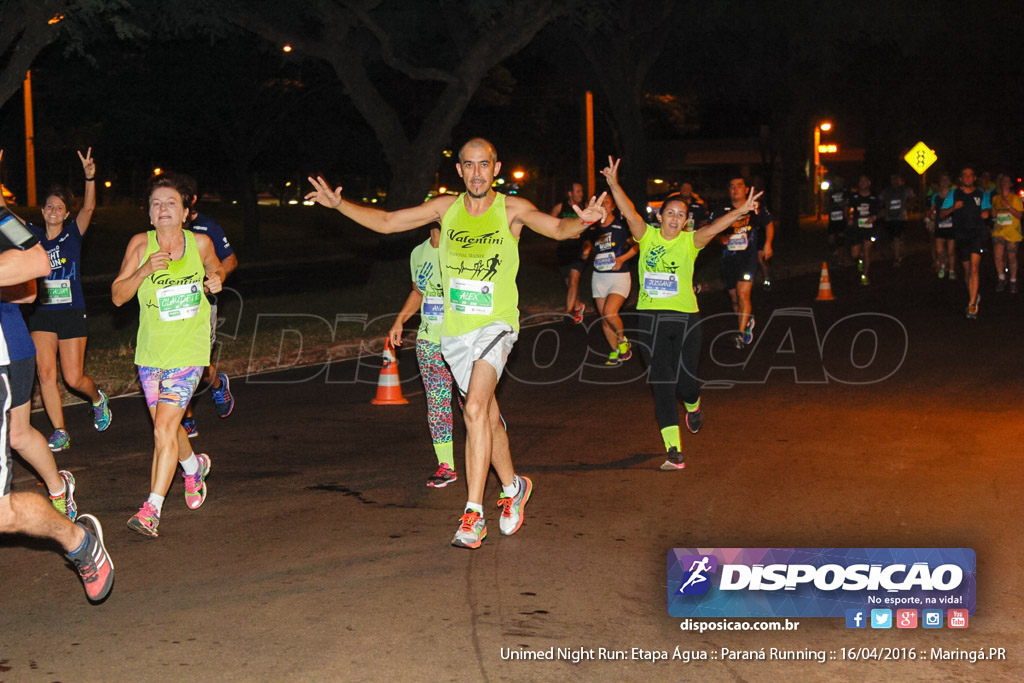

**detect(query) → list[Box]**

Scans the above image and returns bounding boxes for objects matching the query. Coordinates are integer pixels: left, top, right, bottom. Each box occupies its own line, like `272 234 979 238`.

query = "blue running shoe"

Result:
182 416 199 439
92 390 112 432
211 373 234 418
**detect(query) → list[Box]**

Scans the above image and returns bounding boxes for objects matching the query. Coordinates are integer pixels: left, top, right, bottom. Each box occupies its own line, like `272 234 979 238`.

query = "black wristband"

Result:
85 176 95 181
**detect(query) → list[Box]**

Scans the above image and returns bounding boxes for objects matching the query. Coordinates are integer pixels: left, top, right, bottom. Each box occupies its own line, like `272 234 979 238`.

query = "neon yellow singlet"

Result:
409 237 444 343
637 225 701 313
992 194 1023 243
440 193 520 336
134 230 212 368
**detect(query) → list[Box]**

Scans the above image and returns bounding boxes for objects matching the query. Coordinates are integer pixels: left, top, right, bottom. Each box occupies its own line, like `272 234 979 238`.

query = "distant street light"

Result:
104 180 112 188
813 121 834 219
153 167 162 176
282 44 293 53
512 170 525 180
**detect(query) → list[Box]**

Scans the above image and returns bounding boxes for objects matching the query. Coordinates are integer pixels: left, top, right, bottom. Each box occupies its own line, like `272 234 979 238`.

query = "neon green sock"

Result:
684 398 701 413
660 426 681 452
433 441 455 469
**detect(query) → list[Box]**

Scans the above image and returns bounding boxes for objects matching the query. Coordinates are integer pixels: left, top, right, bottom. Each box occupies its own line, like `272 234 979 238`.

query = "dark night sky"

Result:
1 1 1021 204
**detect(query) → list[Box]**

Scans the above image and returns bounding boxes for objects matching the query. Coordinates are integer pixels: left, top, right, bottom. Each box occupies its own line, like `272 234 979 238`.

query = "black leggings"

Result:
636 310 702 430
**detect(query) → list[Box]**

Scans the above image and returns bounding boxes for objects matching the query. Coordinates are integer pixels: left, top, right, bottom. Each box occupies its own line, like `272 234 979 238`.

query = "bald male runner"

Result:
308 138 606 548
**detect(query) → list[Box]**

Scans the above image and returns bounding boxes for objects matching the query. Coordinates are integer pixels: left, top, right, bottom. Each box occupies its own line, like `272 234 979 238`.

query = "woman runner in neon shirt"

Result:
111 173 224 538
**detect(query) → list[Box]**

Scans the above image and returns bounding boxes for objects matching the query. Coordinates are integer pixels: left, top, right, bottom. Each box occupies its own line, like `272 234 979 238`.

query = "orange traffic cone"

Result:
815 262 836 301
371 338 409 405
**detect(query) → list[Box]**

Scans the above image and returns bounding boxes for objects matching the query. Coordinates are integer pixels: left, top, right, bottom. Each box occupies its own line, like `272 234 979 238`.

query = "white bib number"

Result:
643 272 679 298
594 251 617 271
42 279 72 305
157 283 201 321
996 212 1014 227
449 278 493 315
857 217 874 229
726 232 749 251
829 210 844 221
422 296 444 323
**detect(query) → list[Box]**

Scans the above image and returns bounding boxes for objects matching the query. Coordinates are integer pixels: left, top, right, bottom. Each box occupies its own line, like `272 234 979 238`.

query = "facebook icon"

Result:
845 609 867 629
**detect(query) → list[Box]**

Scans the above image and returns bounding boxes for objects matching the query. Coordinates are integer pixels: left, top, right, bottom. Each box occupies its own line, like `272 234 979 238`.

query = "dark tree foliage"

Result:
223 0 579 209
0 0 136 109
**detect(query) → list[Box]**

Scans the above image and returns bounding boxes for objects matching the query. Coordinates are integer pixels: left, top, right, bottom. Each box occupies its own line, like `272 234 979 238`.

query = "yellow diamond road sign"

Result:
904 142 937 175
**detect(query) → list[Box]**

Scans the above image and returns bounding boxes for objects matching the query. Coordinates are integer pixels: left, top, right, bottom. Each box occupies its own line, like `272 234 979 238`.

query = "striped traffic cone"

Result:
815 262 836 301
371 339 409 405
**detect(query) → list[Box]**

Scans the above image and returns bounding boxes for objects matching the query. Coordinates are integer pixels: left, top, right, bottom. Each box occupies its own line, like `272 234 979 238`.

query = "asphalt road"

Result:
1 249 1021 681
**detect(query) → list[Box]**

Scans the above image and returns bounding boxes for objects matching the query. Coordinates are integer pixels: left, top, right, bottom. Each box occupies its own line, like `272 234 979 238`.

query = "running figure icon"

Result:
679 556 712 593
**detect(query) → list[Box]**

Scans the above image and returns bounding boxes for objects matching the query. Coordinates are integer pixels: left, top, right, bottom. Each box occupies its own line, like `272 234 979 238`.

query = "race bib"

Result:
857 216 874 229
938 218 953 229
726 232 749 251
156 283 201 321
422 296 444 323
643 272 679 298
594 251 617 271
996 212 1014 227
449 277 493 315
829 211 844 221
42 279 72 305
889 199 902 211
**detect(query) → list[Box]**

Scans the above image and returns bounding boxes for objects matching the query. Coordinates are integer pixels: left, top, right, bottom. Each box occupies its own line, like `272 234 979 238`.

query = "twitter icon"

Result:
870 609 892 629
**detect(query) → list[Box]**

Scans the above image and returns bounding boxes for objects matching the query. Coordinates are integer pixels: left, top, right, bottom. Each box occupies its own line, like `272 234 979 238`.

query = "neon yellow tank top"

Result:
637 225 701 313
409 237 444 343
134 230 212 368
440 193 520 336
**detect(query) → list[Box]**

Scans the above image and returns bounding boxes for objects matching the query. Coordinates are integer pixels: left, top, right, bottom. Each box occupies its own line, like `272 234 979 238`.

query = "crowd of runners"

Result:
0 134 1017 590
308 140 764 547
0 150 239 602
825 166 1020 319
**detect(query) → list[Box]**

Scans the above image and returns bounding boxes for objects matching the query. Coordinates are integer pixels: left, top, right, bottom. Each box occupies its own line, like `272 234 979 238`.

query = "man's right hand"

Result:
306 176 344 209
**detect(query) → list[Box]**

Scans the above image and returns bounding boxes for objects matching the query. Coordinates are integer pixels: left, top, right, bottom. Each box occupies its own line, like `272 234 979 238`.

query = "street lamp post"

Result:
813 121 832 220
23 70 37 207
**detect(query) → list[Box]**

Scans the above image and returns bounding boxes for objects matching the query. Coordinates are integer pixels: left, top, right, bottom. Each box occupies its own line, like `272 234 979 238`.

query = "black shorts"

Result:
850 227 876 244
721 247 759 289
935 226 955 240
27 307 88 339
885 220 907 239
827 220 847 237
7 357 35 407
956 234 985 261
559 261 585 280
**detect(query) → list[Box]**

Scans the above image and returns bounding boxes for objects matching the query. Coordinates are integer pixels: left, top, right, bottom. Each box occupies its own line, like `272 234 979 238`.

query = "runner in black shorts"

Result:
550 183 588 322
879 174 914 267
710 176 773 348
825 179 849 266
180 176 238 437
940 166 990 318
1 282 78 521
0 204 114 603
848 175 882 285
0 149 112 452
930 173 957 279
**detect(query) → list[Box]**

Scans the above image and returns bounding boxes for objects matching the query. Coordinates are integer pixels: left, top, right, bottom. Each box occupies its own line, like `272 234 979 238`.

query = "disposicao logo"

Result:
667 548 976 619
676 555 718 596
